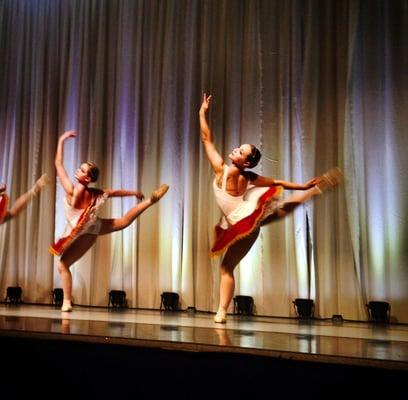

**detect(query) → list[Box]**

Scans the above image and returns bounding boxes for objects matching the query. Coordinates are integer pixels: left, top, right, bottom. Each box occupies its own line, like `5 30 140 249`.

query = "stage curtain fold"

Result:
0 0 406 322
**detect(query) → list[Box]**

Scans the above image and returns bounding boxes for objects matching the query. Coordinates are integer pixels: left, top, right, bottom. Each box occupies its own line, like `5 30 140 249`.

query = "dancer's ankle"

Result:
61 299 73 312
315 167 343 195
150 184 169 203
214 308 227 323
31 173 50 196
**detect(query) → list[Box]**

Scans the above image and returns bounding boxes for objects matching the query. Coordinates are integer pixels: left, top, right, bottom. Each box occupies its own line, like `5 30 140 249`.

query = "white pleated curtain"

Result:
0 0 406 322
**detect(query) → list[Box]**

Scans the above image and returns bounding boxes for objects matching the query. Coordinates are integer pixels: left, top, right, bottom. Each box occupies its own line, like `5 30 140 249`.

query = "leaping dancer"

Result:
50 130 169 312
199 93 343 323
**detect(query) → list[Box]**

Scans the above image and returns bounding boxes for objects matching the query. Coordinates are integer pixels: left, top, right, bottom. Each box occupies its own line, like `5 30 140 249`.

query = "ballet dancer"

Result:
50 130 169 312
199 93 343 323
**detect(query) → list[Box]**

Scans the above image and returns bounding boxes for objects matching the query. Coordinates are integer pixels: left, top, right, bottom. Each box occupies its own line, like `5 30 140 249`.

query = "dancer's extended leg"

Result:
261 167 343 225
3 173 50 222
215 228 260 323
99 184 169 235
56 184 169 312
262 186 320 224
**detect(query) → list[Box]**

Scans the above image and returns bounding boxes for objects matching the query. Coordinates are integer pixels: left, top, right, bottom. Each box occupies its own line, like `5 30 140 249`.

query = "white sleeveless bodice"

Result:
213 165 269 226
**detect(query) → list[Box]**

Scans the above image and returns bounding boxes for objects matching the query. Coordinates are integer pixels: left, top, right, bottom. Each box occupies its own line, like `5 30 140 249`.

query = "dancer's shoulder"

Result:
88 187 105 197
241 170 258 182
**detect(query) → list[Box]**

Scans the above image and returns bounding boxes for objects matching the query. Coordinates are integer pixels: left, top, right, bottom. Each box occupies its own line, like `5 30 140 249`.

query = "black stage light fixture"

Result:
233 295 254 315
160 292 180 311
4 286 22 304
52 288 64 307
366 301 390 323
293 298 315 319
108 290 128 308
332 314 344 323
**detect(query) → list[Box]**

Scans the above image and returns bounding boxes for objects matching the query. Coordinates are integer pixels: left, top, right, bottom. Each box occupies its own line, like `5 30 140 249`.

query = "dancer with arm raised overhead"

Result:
50 130 169 312
199 94 342 323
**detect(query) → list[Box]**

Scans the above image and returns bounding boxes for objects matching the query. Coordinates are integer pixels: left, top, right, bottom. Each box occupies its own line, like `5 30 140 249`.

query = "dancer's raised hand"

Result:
60 130 77 141
200 93 212 113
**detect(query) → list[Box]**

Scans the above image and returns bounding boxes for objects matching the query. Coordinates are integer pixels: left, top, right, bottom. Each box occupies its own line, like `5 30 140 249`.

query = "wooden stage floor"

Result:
1 303 408 371
2 303 408 396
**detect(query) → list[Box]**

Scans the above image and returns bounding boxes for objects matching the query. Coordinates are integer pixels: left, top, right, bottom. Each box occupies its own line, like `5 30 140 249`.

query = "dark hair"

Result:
86 161 99 182
246 145 261 168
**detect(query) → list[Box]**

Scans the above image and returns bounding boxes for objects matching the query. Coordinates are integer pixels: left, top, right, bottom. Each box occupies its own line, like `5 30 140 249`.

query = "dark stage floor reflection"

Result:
1 304 408 370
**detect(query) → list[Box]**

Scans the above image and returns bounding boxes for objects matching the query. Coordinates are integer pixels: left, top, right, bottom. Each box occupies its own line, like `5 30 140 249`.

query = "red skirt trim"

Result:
0 195 9 224
211 186 282 256
49 199 96 256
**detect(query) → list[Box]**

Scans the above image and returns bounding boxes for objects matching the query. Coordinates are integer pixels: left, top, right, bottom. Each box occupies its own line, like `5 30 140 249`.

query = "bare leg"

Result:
58 234 97 311
261 186 321 225
261 167 343 225
215 228 260 323
214 168 342 322
3 174 50 222
99 184 169 235
56 184 169 311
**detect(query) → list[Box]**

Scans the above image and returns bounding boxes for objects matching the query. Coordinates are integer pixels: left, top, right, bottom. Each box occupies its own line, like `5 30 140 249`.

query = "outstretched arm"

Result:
199 93 224 174
252 175 321 190
55 131 76 196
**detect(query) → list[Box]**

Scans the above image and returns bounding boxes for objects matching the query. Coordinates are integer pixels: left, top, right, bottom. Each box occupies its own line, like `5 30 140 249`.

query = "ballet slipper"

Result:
61 300 73 312
315 167 343 194
150 184 169 203
214 309 227 324
31 173 50 196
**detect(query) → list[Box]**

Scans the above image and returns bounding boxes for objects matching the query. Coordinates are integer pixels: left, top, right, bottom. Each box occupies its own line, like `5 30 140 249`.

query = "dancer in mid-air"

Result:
199 93 343 323
50 130 169 312
0 174 50 225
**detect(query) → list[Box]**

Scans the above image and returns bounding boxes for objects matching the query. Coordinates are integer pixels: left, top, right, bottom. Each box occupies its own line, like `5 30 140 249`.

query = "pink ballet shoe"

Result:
31 173 50 196
150 184 169 203
214 310 227 324
315 167 343 194
61 300 73 312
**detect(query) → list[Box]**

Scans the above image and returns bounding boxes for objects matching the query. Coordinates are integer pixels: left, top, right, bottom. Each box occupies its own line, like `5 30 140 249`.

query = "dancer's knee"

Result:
281 201 299 213
2 211 11 222
220 263 235 276
110 217 130 232
57 261 70 274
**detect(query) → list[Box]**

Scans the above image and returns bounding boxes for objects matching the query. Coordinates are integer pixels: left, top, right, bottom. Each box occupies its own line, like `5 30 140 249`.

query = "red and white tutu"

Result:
211 166 283 256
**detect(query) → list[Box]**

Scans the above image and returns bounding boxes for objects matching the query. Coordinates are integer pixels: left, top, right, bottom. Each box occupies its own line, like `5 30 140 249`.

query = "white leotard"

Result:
213 165 271 227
